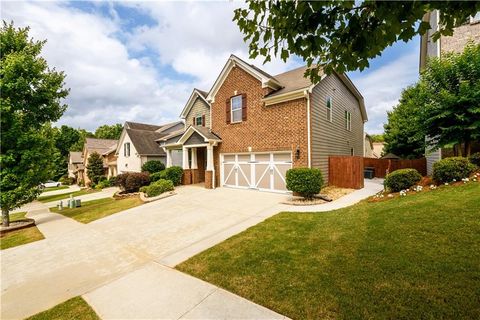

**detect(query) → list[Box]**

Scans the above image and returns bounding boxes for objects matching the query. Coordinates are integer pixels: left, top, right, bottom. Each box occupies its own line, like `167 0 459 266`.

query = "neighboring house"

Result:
68 151 84 181
372 142 385 159
364 134 374 158
116 121 184 174
160 54 367 193
80 138 118 185
420 10 480 174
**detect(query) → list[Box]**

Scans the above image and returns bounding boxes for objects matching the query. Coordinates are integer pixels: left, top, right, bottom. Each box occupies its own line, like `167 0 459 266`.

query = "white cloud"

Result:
350 51 419 134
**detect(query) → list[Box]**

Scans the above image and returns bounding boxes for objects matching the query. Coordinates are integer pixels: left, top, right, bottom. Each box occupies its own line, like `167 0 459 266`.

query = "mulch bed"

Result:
282 186 355 206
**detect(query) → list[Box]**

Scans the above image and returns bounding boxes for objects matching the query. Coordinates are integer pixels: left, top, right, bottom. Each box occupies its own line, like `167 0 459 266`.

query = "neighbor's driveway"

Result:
1 182 383 319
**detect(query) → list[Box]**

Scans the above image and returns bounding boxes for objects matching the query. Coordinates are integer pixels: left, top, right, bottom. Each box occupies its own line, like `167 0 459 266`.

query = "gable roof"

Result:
85 138 118 155
125 128 166 156
206 54 282 102
180 89 210 119
69 151 83 163
177 125 222 145
125 121 162 131
265 65 319 98
155 121 184 134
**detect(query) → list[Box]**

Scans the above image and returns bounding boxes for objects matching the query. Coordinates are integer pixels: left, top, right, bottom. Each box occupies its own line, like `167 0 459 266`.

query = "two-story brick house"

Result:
160 55 367 193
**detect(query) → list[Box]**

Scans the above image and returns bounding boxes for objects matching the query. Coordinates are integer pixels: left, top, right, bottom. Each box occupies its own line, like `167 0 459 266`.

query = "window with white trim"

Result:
344 110 352 131
231 95 242 123
326 97 333 122
124 142 130 157
195 116 202 126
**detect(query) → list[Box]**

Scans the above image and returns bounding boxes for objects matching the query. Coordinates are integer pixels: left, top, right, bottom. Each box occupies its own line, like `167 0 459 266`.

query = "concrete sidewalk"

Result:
43 187 119 208
84 262 286 319
40 185 80 197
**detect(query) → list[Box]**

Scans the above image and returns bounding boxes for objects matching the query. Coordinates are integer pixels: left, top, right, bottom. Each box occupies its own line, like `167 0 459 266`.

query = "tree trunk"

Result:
2 208 10 227
465 140 471 157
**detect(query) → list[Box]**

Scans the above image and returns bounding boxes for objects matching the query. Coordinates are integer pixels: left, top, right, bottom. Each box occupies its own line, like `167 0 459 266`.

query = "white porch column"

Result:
191 147 198 169
166 149 173 168
182 147 190 170
207 144 214 171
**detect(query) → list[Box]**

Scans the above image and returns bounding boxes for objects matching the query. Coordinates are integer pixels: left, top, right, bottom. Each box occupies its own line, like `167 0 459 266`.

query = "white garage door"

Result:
221 152 292 193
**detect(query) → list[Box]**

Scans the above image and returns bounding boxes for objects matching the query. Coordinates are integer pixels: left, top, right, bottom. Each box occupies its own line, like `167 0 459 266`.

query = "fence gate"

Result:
328 156 364 189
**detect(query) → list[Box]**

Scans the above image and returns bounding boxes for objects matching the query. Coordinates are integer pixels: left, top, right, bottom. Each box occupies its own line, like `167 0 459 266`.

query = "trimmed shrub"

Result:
432 157 476 183
286 168 323 199
116 172 150 193
384 168 422 192
108 176 117 186
150 170 167 182
141 160 165 174
59 176 75 185
96 179 111 189
164 166 183 186
143 179 174 197
469 152 480 167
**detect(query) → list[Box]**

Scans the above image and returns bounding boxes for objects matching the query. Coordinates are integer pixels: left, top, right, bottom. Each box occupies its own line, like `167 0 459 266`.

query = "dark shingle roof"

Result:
191 125 222 141
266 65 320 98
125 121 162 131
126 129 166 156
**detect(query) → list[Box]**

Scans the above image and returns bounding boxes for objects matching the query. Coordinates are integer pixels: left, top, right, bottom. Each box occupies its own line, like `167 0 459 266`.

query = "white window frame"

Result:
124 142 130 157
326 96 333 122
231 95 243 123
195 115 202 126
345 110 352 131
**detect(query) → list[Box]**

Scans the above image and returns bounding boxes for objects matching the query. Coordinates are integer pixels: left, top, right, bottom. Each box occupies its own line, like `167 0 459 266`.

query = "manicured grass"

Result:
42 185 69 192
38 189 98 203
177 183 480 319
1 212 44 250
25 296 99 320
50 197 144 223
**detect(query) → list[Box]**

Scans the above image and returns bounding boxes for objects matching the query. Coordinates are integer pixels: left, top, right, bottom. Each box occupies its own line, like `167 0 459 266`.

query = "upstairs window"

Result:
231 95 243 123
344 111 352 131
124 142 130 157
326 97 333 122
195 116 202 126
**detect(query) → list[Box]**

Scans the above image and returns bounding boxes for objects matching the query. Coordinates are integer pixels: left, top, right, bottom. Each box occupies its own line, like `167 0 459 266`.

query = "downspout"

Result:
305 90 312 168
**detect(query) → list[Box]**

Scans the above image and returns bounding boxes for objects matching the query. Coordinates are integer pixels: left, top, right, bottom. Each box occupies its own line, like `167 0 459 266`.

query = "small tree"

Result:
1 22 68 227
86 152 105 185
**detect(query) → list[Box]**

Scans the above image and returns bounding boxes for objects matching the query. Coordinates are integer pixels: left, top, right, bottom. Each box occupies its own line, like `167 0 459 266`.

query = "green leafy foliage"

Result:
432 157 476 183
86 152 105 185
1 22 68 226
383 84 427 159
95 179 111 190
286 168 323 199
59 176 75 185
141 160 165 174
233 1 480 81
94 123 123 140
142 179 174 197
422 43 480 156
115 172 150 193
369 134 384 143
164 166 183 186
150 170 167 182
384 169 422 192
469 152 480 167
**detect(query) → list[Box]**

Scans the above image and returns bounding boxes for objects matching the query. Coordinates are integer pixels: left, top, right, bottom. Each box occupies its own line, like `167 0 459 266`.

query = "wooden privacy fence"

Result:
363 157 427 178
328 156 364 189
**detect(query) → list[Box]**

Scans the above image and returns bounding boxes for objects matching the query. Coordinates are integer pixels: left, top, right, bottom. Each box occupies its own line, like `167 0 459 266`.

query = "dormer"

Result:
180 88 211 129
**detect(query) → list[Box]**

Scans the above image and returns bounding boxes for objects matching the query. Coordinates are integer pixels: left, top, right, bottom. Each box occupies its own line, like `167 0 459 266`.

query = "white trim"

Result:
206 55 281 102
177 126 221 145
262 87 309 106
180 89 210 119
306 91 311 168
326 96 333 122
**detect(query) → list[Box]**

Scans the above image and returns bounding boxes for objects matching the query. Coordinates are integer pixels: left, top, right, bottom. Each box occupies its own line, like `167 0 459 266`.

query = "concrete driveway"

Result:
1 182 382 319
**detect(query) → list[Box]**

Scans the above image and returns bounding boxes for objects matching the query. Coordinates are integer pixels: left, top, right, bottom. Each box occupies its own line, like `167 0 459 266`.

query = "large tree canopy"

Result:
0 22 69 226
234 1 480 81
383 84 427 159
95 123 123 140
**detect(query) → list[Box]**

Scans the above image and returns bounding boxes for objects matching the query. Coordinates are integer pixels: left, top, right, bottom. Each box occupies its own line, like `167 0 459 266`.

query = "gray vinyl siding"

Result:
185 97 210 128
162 122 184 134
426 149 441 175
184 132 205 145
311 74 364 182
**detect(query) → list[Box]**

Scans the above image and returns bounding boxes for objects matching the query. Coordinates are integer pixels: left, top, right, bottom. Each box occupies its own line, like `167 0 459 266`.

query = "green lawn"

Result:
38 189 98 203
42 185 69 192
50 197 144 223
177 183 480 320
1 212 44 250
25 296 99 320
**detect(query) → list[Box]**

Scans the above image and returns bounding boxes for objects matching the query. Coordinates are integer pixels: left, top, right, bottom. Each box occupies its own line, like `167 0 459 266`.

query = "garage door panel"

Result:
222 152 291 193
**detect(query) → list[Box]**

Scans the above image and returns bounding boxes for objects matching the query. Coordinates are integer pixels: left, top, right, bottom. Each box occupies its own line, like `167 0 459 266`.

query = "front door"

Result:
196 147 206 182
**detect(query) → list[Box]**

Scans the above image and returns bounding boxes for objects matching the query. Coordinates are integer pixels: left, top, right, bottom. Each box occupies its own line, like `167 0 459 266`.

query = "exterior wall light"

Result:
296 146 301 160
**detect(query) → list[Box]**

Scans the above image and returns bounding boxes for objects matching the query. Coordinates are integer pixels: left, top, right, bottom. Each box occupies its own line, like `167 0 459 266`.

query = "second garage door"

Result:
221 152 292 193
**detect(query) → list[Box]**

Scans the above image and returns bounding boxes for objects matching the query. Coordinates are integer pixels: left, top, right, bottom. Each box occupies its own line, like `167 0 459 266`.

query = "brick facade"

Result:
211 66 309 187
205 170 213 189
441 22 480 54
181 169 192 185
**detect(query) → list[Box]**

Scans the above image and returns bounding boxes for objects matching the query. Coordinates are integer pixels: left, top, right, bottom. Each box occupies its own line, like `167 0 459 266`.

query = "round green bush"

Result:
150 170 167 182
164 166 183 186
116 172 150 193
384 168 422 192
432 157 476 183
141 160 165 174
286 168 323 199
469 152 480 167
144 179 174 197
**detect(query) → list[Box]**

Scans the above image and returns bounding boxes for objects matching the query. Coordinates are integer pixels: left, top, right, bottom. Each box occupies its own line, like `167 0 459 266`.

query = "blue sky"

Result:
3 1 420 134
